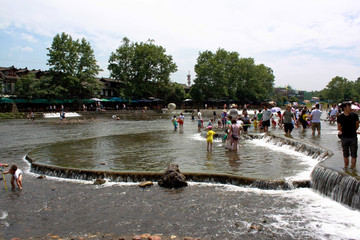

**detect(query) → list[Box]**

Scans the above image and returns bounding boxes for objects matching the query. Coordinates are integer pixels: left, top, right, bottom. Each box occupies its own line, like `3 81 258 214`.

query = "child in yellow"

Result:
207 125 215 151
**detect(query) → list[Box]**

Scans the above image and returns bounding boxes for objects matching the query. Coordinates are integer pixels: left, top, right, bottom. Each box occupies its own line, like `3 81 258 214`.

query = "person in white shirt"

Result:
330 104 338 124
261 105 273 132
3 165 22 189
227 104 240 120
310 103 322 135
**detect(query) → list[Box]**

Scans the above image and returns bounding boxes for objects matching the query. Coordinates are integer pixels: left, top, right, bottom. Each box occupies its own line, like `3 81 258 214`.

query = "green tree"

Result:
192 48 274 102
289 96 299 103
167 83 186 103
323 76 348 103
46 32 102 99
108 37 178 99
14 73 39 99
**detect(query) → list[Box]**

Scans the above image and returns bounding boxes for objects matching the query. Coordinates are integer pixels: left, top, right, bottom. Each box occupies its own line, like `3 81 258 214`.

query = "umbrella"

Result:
80 99 95 104
32 99 49 104
15 99 28 103
109 97 123 102
100 99 110 102
0 98 14 103
271 107 281 113
351 104 360 110
90 98 101 101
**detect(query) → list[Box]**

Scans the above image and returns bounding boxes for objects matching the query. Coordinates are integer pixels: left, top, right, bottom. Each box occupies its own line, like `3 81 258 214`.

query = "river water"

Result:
0 112 359 239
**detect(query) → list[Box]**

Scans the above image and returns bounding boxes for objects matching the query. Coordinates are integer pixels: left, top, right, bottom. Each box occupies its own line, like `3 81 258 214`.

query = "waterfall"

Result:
311 165 360 210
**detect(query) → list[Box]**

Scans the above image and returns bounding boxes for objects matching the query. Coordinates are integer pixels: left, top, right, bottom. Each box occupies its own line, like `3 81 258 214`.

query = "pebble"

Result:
148 235 161 240
139 181 154 187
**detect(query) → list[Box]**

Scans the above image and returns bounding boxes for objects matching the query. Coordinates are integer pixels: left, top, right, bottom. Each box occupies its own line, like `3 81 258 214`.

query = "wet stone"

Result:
158 164 188 188
249 223 263 231
148 235 162 240
139 181 154 188
37 175 47 179
93 178 106 185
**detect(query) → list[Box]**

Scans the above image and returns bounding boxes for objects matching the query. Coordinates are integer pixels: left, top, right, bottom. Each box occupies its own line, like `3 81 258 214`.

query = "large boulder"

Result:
158 164 188 188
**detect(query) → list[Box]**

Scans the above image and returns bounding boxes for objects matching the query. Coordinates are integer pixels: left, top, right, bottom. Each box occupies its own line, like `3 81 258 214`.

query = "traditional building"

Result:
0 66 46 97
274 87 305 101
96 77 124 98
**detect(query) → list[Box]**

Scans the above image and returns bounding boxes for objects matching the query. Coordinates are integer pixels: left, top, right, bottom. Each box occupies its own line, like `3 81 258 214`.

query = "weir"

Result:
311 165 360 209
25 133 327 189
25 130 360 209
27 156 309 190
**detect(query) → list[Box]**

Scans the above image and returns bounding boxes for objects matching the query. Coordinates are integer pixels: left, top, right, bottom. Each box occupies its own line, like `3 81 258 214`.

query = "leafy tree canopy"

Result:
108 37 178 99
46 32 102 99
191 48 274 102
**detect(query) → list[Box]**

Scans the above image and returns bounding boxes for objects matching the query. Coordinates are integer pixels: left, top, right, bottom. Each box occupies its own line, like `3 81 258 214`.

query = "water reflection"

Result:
225 151 241 170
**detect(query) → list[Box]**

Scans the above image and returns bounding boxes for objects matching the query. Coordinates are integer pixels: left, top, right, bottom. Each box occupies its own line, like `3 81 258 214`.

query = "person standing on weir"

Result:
337 101 359 169
310 103 322 135
262 105 273 132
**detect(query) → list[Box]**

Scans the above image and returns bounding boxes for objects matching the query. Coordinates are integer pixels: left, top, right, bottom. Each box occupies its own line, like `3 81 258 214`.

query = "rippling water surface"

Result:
28 113 317 181
0 112 359 239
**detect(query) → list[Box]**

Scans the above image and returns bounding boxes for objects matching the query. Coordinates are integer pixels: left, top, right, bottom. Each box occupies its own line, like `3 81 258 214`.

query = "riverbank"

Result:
0 112 25 120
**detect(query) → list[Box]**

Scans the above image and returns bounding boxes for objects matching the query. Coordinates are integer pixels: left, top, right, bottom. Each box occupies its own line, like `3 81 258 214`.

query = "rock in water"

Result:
37 175 46 179
94 178 106 185
158 164 188 188
139 181 154 188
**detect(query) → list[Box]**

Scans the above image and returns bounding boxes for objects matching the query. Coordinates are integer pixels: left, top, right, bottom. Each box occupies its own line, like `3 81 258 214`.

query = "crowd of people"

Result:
171 101 359 170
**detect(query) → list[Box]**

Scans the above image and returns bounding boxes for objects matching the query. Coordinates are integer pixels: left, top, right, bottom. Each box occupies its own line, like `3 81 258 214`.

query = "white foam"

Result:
192 183 360 239
189 133 206 141
43 112 81 118
0 211 8 220
273 188 360 239
22 156 143 186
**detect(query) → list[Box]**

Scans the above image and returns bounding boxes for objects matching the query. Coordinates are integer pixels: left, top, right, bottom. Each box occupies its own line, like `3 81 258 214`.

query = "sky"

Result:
1 0 360 91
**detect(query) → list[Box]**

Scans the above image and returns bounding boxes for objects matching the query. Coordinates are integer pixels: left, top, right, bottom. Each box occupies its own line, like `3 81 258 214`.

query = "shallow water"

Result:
0 112 359 239
27 114 318 181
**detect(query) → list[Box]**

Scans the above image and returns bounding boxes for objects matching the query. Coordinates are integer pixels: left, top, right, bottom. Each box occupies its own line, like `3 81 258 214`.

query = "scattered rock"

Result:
148 235 162 240
139 234 151 238
93 178 106 185
133 236 142 240
37 175 46 179
158 164 188 188
100 162 107 165
139 181 154 188
170 235 177 239
293 180 310 188
249 223 263 231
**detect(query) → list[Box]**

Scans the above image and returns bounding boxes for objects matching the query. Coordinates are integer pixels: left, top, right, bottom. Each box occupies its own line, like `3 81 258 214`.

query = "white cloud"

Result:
0 0 360 90
10 46 34 52
21 33 38 43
